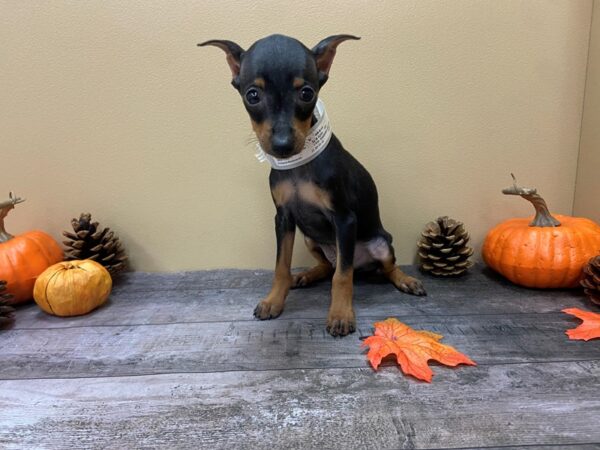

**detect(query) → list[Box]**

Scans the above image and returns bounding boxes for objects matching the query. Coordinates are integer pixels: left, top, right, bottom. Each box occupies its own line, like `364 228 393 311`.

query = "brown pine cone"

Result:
0 280 15 326
63 213 128 276
581 255 600 306
417 216 474 276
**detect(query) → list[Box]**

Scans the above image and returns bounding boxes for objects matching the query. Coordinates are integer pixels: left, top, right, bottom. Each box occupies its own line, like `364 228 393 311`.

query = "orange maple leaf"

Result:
361 317 476 382
563 308 600 341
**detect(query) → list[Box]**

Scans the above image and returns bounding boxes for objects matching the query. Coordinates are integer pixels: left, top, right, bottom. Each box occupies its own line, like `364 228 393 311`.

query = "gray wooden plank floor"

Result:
1 265 599 449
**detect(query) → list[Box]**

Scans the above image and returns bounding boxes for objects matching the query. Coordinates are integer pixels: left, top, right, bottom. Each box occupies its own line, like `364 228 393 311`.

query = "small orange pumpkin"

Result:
482 176 600 288
33 260 112 316
0 193 63 303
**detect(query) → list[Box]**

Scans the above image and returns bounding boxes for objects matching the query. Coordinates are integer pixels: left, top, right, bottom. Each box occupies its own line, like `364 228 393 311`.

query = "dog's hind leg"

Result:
292 237 334 288
368 237 426 296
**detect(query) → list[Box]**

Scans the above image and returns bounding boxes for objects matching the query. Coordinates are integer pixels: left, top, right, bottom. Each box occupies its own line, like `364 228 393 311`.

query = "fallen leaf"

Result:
361 317 476 382
563 308 600 341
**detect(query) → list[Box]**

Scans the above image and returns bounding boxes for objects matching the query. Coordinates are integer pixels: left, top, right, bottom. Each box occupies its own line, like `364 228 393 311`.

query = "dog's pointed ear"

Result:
311 35 360 87
198 39 245 89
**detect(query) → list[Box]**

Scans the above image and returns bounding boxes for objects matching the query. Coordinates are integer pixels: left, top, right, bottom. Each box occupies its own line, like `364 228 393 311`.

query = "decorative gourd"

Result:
482 175 600 288
33 260 112 316
0 193 63 303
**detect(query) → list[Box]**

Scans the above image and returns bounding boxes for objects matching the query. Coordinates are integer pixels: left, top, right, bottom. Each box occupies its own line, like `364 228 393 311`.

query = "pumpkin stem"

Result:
0 193 26 243
502 174 561 227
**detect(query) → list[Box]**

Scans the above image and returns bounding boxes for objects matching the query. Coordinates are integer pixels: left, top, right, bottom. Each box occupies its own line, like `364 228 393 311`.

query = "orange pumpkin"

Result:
33 260 112 316
482 176 600 288
0 193 63 303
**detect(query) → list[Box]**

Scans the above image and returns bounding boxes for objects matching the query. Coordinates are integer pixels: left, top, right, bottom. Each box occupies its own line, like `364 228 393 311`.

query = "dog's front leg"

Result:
254 208 295 320
327 211 357 337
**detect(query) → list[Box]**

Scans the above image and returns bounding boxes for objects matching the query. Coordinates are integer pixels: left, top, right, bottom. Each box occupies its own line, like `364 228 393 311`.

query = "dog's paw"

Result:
291 265 332 289
326 311 356 337
253 300 284 320
397 276 427 296
291 273 309 288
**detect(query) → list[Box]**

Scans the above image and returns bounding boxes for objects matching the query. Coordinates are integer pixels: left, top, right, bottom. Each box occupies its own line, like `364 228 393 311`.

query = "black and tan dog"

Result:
200 34 425 337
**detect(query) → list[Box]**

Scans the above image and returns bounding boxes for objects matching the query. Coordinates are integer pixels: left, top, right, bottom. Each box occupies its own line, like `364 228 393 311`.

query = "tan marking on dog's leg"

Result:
292 237 334 288
254 232 295 319
380 249 426 296
327 248 356 336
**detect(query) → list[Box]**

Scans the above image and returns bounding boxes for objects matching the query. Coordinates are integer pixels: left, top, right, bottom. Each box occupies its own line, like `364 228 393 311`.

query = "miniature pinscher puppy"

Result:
200 34 425 337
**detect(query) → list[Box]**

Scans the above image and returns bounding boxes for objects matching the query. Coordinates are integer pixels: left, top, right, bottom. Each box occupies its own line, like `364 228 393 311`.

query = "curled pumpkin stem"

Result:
0 192 26 243
502 174 560 227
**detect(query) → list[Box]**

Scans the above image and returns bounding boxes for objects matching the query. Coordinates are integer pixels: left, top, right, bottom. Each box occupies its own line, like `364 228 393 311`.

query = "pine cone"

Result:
581 256 600 306
417 216 474 276
0 280 15 326
62 213 128 276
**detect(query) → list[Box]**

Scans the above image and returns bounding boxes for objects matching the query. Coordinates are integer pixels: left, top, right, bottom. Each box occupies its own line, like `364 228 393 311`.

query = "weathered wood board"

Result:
10 267 587 329
1 266 599 449
1 362 599 449
1 313 598 379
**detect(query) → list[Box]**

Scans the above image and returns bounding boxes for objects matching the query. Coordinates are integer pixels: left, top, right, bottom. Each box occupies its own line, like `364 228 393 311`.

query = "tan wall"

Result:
0 1 593 271
575 0 600 223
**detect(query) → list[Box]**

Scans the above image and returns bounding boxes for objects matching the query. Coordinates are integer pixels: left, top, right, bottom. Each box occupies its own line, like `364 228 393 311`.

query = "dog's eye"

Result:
299 86 315 103
245 88 261 105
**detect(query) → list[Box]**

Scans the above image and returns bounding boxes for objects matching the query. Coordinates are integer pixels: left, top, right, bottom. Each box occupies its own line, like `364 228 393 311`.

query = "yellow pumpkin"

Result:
33 260 112 316
482 176 600 288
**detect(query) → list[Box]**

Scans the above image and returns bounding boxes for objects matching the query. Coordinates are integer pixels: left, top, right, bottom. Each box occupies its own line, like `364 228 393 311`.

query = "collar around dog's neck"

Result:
255 98 332 170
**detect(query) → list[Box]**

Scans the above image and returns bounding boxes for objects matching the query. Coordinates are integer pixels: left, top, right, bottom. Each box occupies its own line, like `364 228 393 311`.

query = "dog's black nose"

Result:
271 133 295 157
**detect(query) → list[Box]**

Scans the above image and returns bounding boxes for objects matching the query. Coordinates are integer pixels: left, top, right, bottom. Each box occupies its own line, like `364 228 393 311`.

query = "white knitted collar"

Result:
255 98 332 170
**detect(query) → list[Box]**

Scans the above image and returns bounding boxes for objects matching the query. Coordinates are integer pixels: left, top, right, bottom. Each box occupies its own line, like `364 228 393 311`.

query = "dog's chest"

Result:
271 180 331 209
271 180 336 243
